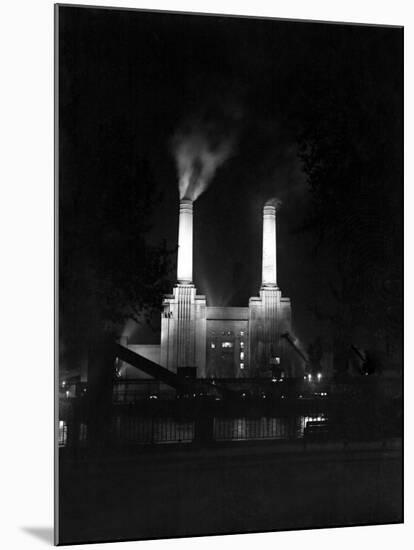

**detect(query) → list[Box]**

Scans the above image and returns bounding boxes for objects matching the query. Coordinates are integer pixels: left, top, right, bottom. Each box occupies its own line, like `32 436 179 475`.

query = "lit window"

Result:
240 351 244 360
221 342 233 348
240 331 245 336
240 341 244 349
211 342 216 349
240 363 244 369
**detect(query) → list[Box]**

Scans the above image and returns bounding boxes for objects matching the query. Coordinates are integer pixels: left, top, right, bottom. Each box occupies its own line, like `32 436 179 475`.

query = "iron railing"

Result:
58 414 330 447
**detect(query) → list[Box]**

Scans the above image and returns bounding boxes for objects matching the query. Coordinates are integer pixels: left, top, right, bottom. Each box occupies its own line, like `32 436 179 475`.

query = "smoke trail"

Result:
171 114 238 202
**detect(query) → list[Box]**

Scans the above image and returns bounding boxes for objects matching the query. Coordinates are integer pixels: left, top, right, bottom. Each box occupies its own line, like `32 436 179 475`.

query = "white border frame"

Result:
0 1 410 549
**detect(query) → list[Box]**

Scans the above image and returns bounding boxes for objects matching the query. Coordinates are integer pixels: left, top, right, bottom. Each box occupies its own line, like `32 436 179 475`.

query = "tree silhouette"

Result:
59 115 172 362
294 27 402 368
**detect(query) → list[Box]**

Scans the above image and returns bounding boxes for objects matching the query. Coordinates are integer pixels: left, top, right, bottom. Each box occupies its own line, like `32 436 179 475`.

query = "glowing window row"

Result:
210 341 246 349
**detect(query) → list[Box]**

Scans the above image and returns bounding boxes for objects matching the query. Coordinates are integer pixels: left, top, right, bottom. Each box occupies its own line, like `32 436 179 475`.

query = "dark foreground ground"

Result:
58 439 402 545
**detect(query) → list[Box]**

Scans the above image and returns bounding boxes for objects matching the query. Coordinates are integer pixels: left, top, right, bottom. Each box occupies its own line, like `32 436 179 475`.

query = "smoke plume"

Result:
171 107 240 201
265 197 283 210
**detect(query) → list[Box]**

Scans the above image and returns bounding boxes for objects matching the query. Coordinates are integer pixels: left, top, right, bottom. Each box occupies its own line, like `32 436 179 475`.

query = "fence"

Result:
59 420 88 447
112 416 195 444
58 414 329 448
214 416 301 441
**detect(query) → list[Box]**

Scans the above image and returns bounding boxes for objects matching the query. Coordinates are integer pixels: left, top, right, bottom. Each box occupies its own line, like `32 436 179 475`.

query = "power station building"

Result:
125 199 294 379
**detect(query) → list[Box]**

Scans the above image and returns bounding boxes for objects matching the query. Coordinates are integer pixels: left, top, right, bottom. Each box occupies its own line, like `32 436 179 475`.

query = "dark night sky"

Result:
59 7 403 347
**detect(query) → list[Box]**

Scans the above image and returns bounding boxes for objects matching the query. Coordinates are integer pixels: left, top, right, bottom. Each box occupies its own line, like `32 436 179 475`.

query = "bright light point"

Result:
317 373 322 381
308 374 312 382
222 342 233 348
66 390 70 398
272 377 277 383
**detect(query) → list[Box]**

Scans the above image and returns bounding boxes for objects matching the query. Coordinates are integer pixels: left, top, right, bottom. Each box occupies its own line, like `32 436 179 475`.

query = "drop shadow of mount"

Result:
21 527 54 545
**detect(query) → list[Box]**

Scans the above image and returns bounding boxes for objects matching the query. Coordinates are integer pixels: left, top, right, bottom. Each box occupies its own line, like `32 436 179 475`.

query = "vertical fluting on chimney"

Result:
262 204 278 288
177 199 193 284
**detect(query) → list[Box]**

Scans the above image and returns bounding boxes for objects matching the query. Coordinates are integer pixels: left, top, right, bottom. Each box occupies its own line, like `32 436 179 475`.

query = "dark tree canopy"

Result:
293 26 403 364
59 122 172 358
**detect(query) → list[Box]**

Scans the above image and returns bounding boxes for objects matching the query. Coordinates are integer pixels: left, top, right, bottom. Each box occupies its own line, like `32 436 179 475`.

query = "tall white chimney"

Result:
177 199 193 284
262 204 278 288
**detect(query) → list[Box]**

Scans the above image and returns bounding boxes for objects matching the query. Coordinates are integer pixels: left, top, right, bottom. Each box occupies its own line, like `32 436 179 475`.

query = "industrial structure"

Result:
123 199 294 380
